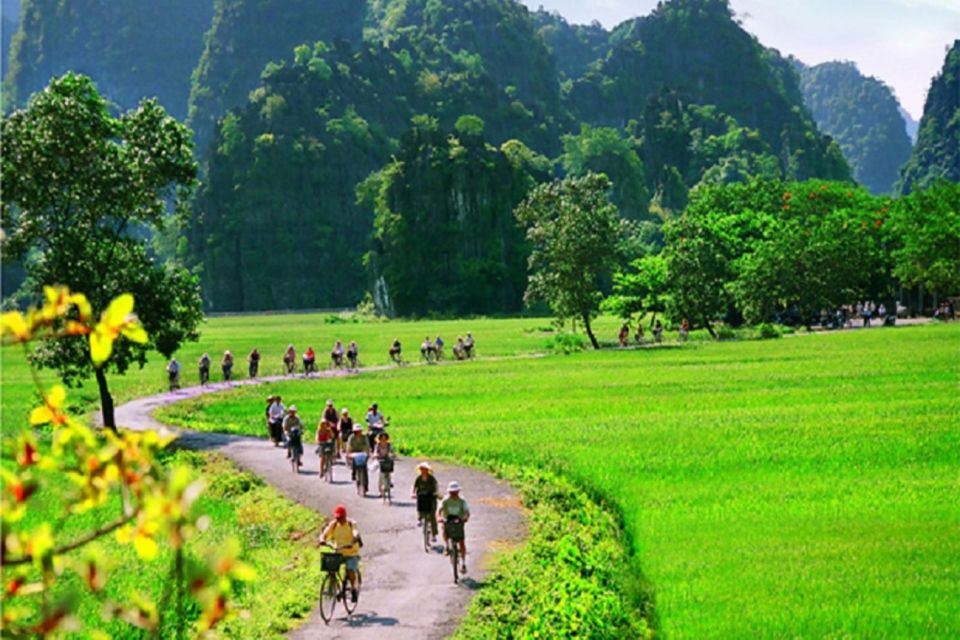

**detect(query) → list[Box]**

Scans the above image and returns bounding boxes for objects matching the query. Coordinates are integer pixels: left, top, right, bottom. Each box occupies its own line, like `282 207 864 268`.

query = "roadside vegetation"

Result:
159 322 960 638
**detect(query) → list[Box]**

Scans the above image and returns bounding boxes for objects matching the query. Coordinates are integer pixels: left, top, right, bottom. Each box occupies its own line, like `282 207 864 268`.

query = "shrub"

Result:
717 325 737 341
546 332 588 354
757 323 782 339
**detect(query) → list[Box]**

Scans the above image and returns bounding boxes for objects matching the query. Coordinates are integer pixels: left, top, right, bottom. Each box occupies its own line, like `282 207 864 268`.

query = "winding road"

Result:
113 369 525 639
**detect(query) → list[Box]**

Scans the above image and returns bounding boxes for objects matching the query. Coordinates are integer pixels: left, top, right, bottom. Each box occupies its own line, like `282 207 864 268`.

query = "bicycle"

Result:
168 372 181 392
303 359 317 376
377 457 394 504
318 545 361 624
347 354 359 370
199 367 209 386
352 452 369 495
444 516 465 583
284 358 295 375
416 494 435 552
290 446 302 473
319 442 335 483
248 361 258 378
222 366 233 382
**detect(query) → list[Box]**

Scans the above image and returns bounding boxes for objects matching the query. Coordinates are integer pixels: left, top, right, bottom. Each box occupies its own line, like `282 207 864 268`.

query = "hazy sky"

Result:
520 0 960 119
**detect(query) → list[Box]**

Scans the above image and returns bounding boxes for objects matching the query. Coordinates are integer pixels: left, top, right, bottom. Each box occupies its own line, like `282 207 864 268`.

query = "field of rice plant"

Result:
158 321 960 638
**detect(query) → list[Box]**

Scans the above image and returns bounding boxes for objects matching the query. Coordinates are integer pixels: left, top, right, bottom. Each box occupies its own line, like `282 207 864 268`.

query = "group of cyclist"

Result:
285 341 361 375
405 333 475 364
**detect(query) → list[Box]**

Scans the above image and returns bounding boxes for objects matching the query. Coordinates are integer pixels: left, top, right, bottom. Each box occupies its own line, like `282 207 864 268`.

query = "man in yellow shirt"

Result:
321 504 362 602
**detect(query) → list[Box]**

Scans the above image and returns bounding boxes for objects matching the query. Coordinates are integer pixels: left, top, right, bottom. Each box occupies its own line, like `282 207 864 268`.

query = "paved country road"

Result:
112 369 525 639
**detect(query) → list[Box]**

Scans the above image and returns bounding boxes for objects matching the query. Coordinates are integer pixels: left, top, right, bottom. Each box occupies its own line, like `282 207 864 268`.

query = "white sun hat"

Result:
447 481 461 493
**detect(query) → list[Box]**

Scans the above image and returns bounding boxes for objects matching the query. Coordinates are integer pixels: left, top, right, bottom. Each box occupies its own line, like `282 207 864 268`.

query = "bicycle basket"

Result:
379 458 394 473
321 553 344 572
444 519 465 541
352 452 368 467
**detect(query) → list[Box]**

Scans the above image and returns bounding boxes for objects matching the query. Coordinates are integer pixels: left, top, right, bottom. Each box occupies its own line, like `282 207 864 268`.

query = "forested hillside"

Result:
897 40 960 194
187 0 365 156
1 0 19 82
5 0 212 118
799 61 912 194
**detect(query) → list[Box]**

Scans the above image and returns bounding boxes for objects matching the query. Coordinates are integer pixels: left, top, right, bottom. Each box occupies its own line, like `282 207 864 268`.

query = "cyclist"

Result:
619 323 629 347
464 333 475 358
374 432 395 497
453 337 466 360
283 405 304 460
321 505 362 603
221 350 234 381
166 358 181 390
331 340 345 368
303 346 317 374
248 348 260 378
283 344 296 375
365 402 386 451
267 395 285 446
440 481 470 574
679 318 690 342
197 352 211 385
389 338 402 364
420 336 434 362
346 341 359 369
434 336 445 361
346 423 368 493
287 409 304 470
412 462 440 543
634 323 645 344
316 417 336 479
653 320 663 344
323 400 341 458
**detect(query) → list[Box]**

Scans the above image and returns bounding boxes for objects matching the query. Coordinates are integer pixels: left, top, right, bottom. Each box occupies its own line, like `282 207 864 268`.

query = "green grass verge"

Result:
157 323 960 638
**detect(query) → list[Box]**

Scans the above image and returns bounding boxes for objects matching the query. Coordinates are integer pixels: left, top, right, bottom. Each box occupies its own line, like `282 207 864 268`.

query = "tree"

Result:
603 255 669 323
886 180 960 296
515 173 623 349
561 124 648 219
1 73 203 431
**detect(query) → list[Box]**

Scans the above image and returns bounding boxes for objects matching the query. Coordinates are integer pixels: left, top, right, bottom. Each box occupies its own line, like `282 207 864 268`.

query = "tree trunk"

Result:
96 367 117 433
702 314 717 339
649 311 657 329
582 313 600 349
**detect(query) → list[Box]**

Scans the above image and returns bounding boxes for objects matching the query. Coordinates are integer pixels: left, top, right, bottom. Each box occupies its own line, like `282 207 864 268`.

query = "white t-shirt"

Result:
268 401 285 421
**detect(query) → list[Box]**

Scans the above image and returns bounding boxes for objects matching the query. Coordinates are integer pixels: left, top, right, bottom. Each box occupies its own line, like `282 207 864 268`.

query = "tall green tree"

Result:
1 73 204 430
562 124 648 219
886 180 960 296
516 173 623 348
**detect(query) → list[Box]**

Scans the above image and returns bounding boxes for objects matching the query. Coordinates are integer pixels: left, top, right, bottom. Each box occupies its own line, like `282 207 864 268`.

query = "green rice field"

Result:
155 321 960 638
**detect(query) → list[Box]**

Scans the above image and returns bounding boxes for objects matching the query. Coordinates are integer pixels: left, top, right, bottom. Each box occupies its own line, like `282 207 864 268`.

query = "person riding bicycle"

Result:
303 346 317 373
374 432 395 496
198 352 211 385
283 344 296 375
321 505 362 603
434 336 445 361
324 400 341 457
464 333 475 358
267 395 285 446
316 417 336 478
346 341 359 368
331 340 345 368
248 348 260 378
221 350 234 381
679 318 690 342
346 423 368 492
389 338 402 363
653 320 663 343
634 323 644 344
365 402 386 451
440 481 470 574
412 462 440 542
618 323 629 347
283 405 304 460
166 358 181 390
453 337 466 360
420 336 435 361
287 408 304 469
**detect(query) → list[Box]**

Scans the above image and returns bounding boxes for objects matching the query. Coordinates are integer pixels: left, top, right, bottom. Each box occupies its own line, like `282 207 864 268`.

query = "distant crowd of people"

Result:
616 318 681 346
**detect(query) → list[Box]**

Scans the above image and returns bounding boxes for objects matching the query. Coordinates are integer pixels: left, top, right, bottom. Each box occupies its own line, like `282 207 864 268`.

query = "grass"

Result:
157 322 960 638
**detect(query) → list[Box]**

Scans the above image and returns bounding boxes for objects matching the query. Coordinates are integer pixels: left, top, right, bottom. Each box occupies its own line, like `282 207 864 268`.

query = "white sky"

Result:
521 0 960 119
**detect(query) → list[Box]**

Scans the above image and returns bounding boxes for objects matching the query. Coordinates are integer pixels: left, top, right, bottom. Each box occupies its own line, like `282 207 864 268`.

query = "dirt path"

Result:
113 369 525 639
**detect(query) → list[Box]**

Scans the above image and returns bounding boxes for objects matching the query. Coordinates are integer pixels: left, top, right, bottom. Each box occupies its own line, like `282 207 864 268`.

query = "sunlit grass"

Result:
158 322 960 638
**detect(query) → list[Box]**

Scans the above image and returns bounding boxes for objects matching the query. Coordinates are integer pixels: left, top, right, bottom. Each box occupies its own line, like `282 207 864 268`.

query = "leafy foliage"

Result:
5 0 213 117
364 117 549 316
886 180 960 294
515 173 623 348
897 40 960 194
799 61 913 194
1 73 204 427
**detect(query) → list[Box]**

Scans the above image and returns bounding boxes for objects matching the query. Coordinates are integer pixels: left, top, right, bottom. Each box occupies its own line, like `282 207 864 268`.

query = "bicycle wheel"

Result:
324 453 333 482
380 471 391 504
291 451 300 473
343 569 361 615
319 572 339 624
451 545 459 583
422 517 431 552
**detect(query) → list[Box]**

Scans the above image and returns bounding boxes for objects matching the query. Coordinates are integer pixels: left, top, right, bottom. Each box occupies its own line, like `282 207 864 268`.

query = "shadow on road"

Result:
342 611 400 628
